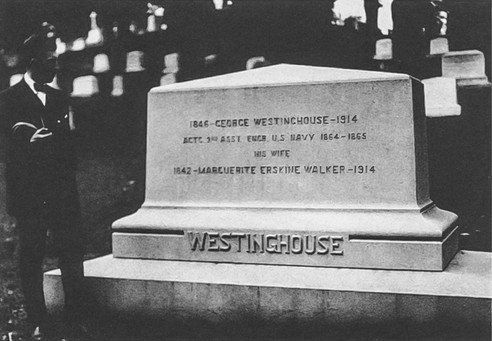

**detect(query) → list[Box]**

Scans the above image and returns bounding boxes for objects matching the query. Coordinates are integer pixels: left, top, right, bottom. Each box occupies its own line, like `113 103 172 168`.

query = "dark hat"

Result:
19 22 57 60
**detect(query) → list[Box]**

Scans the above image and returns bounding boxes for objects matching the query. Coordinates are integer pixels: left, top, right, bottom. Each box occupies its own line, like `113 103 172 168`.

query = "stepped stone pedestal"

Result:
113 64 458 271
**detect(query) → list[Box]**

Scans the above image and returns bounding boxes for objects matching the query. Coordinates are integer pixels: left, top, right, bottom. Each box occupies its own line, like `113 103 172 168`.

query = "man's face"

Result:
30 50 57 84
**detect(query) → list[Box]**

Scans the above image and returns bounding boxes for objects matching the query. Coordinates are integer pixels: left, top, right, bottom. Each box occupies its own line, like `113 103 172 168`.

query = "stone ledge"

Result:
111 205 460 271
45 251 491 330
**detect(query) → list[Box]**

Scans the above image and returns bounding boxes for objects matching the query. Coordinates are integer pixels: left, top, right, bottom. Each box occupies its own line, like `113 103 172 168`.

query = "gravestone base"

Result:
455 76 490 88
442 50 491 88
44 251 491 334
425 104 461 118
112 205 459 271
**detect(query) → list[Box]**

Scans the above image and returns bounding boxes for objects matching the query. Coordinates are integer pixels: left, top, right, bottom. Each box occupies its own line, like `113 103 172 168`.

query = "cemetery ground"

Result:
0 85 490 340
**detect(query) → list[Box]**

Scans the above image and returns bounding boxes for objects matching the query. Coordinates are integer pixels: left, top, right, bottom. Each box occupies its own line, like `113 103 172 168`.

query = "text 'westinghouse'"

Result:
187 232 344 256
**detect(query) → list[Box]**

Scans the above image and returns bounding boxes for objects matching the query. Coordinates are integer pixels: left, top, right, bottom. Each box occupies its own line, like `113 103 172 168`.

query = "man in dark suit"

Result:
0 25 88 340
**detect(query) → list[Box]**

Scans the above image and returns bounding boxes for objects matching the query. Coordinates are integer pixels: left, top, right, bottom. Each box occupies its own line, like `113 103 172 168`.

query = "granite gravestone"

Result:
112 64 459 271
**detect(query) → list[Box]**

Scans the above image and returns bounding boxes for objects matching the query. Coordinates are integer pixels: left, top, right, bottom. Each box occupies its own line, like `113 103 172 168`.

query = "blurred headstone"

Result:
213 0 224 10
442 50 490 87
93 54 110 73
70 38 86 52
125 51 145 72
332 0 366 26
129 21 138 34
163 53 179 74
72 75 99 97
147 3 165 32
422 77 461 117
86 11 104 47
377 0 394 35
429 37 448 56
55 38 66 55
111 75 124 97
373 38 393 60
9 74 23 86
213 0 233 10
154 7 167 30
147 13 157 32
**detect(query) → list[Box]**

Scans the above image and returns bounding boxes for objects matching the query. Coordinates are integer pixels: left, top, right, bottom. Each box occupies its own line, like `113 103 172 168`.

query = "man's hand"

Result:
30 128 52 143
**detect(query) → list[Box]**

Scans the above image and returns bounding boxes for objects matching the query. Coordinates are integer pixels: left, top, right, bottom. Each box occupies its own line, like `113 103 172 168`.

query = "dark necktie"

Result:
33 82 49 93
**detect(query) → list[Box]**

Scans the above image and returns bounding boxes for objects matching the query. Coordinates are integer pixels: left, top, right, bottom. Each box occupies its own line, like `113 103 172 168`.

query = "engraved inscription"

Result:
177 113 374 173
189 114 359 129
188 232 345 256
173 165 376 175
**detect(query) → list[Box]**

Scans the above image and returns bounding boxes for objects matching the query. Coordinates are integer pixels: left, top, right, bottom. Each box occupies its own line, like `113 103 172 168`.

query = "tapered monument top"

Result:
151 64 408 93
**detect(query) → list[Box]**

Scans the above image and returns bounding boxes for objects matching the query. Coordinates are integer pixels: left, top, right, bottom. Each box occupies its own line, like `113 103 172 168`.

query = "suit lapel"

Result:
14 79 45 110
13 80 49 128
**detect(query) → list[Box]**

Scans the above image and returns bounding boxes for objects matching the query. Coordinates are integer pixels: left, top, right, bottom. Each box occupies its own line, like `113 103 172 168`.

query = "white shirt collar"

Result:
24 72 38 94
